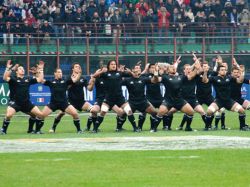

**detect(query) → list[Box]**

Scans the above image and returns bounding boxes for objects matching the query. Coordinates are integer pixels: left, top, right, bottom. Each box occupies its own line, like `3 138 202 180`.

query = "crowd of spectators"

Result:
0 0 249 44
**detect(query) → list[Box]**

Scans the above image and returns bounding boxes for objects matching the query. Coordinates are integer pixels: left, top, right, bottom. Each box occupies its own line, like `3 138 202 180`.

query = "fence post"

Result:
116 28 119 66
26 36 30 76
202 37 205 62
145 37 148 66
174 37 176 62
56 39 60 68
231 36 235 65
86 36 90 75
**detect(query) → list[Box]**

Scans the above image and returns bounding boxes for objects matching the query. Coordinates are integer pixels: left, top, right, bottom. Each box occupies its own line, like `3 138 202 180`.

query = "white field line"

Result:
0 136 250 153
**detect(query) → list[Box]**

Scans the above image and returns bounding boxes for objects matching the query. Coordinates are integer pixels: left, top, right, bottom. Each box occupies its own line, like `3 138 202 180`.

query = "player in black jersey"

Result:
139 63 164 130
203 65 248 130
230 64 250 110
92 60 138 133
1 60 44 134
196 62 215 106
212 57 228 129
152 61 200 132
177 63 207 130
86 70 125 131
39 68 83 134
122 64 157 131
49 63 98 133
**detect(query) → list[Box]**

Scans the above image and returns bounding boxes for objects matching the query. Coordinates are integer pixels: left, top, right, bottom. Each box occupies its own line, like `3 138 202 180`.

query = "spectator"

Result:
127 3 134 14
91 11 101 43
135 0 149 17
98 0 108 18
5 9 17 23
219 10 231 42
40 20 54 44
207 11 217 43
65 0 76 22
49 1 57 15
101 11 112 43
133 7 144 43
40 1 50 21
20 20 35 43
155 0 166 11
144 8 156 42
30 1 40 18
12 2 22 22
224 0 233 16
14 23 22 44
211 0 223 17
194 11 207 43
110 8 122 43
157 6 171 42
86 0 98 22
117 0 127 14
73 7 86 37
122 9 134 42
180 11 192 43
51 7 64 38
238 8 249 42
26 12 37 27
2 21 14 44
236 0 245 13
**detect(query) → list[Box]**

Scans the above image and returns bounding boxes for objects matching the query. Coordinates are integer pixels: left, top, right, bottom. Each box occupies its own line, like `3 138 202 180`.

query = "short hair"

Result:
231 66 239 72
183 64 190 70
71 62 80 70
217 65 225 72
54 68 61 73
148 63 155 69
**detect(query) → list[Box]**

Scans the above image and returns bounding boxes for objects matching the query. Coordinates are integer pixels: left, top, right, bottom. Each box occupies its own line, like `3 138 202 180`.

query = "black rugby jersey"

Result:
209 75 236 100
95 77 105 100
161 74 187 100
68 76 88 101
230 78 249 100
9 77 37 104
196 72 213 98
122 76 151 103
181 75 199 99
143 73 163 102
44 78 73 103
100 71 130 99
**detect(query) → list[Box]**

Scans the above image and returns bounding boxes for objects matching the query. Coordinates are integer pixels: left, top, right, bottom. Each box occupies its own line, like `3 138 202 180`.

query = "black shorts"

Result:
8 100 35 113
103 96 126 108
148 99 162 108
47 101 70 112
197 95 214 106
69 99 85 111
162 98 187 111
129 100 150 113
214 99 236 110
185 98 200 109
94 98 104 107
233 98 245 105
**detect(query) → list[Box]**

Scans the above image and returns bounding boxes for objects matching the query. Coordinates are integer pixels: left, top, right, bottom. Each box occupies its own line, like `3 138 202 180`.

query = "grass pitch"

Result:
0 106 250 186
0 150 250 187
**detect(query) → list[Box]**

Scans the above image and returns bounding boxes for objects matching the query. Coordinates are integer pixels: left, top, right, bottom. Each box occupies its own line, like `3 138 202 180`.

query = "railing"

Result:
1 22 249 38
0 35 249 75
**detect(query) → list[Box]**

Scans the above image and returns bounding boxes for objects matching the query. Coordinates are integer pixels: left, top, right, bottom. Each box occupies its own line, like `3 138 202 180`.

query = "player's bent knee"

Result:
233 104 243 113
208 106 216 114
123 104 132 115
101 104 109 113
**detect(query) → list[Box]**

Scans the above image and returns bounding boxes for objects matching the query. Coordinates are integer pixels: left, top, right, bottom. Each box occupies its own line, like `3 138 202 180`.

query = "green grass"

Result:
0 106 250 186
0 104 249 139
0 150 250 187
